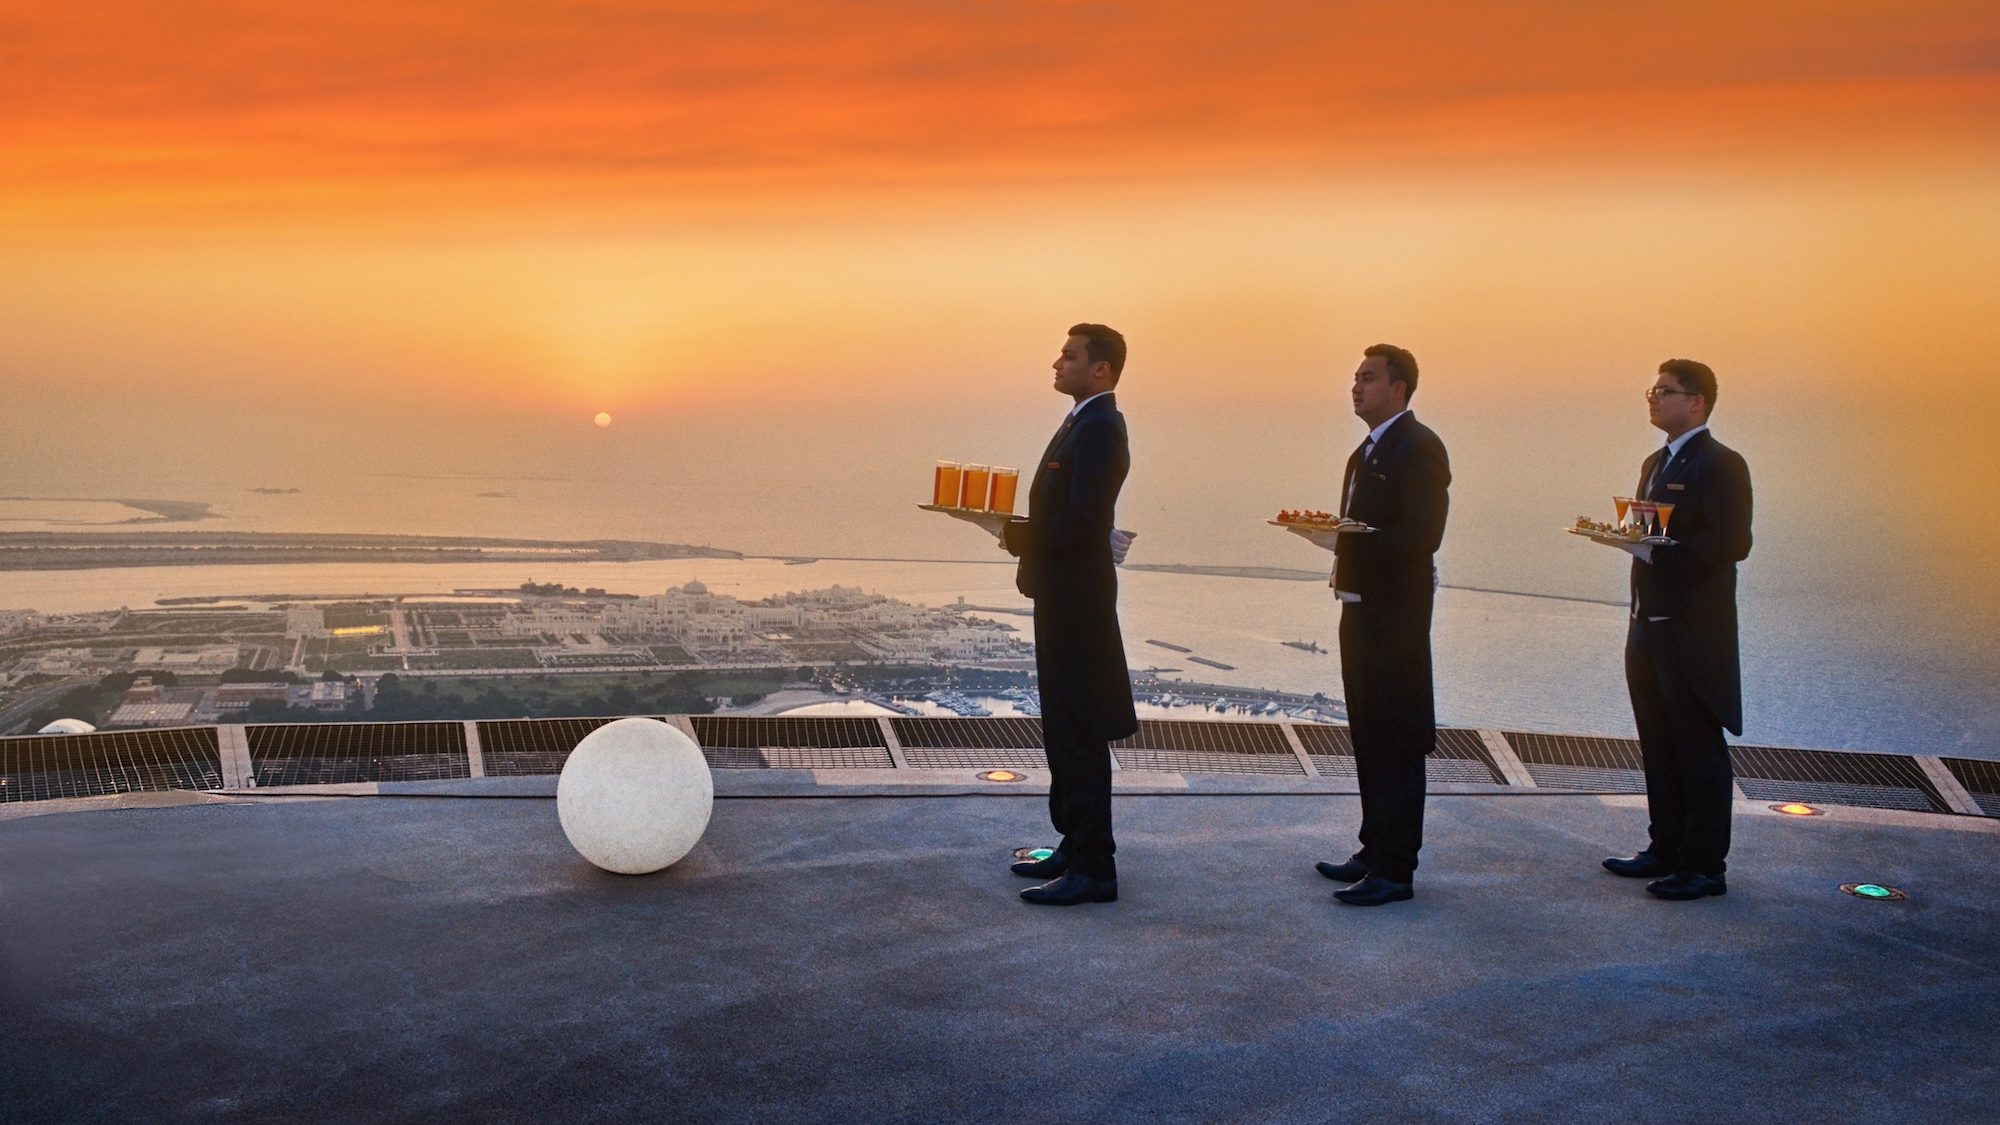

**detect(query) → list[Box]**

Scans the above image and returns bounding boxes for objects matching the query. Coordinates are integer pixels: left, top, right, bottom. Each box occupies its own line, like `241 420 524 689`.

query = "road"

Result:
0 677 89 735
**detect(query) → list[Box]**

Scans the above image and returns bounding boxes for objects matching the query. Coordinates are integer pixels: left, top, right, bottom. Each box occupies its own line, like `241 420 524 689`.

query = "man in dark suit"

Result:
1312 343 1450 907
1000 323 1139 906
1604 359 1753 901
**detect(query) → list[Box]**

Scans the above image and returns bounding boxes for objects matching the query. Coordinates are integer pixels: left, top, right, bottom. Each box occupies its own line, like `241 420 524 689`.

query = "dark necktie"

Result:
1647 444 1671 498
1042 415 1075 463
1342 437 1373 517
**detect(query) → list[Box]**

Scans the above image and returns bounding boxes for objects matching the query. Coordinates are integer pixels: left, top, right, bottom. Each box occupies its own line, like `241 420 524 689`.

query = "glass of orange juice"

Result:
1613 496 1633 529
988 467 1019 514
960 464 990 511
934 461 962 507
1653 501 1676 537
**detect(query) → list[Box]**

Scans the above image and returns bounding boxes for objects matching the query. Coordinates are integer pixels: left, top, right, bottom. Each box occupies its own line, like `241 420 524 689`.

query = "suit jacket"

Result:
1631 428 1753 734
1002 393 1138 740
1332 412 1451 605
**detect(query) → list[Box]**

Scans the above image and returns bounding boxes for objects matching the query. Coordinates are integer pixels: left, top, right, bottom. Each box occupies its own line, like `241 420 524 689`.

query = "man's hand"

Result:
938 507 1016 542
1283 524 1343 553
1613 540 1655 564
1111 528 1136 566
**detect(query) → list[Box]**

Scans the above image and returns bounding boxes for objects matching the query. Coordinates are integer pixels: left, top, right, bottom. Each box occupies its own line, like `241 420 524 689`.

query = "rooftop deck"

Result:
2 717 1995 1121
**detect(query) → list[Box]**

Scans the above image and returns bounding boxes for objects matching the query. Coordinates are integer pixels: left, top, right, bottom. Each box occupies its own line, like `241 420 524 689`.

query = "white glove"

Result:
940 508 1014 541
1110 528 1136 566
1284 525 1343 553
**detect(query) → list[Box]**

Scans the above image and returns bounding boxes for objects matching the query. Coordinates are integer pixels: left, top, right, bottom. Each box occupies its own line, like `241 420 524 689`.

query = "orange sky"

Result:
5 1 1997 230
2 1 1996 553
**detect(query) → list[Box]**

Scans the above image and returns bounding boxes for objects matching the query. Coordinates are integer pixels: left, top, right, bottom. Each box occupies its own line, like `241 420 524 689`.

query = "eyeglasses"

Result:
1644 386 1698 402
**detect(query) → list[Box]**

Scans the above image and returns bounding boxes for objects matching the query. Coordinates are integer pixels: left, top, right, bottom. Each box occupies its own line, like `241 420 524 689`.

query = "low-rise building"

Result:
211 683 292 712
129 645 240 673
0 610 41 637
286 606 328 639
305 681 350 711
103 700 197 727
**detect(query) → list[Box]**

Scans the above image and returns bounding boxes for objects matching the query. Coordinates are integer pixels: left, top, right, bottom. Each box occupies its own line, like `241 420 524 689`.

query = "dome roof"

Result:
38 718 97 735
682 580 708 594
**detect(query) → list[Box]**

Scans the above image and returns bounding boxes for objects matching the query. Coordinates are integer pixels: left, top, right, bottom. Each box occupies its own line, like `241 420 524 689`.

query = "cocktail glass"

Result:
934 461 962 507
960 464 991 511
989 467 1019 515
1631 501 1656 536
1653 502 1675 538
1614 496 1633 530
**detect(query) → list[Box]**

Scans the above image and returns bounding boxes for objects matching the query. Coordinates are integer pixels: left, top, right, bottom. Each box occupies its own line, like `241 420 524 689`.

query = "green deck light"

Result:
1840 882 1907 902
1012 846 1056 861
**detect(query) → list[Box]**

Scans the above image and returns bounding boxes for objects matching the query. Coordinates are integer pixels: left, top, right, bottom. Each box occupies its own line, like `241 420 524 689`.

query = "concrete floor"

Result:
2 786 1996 1123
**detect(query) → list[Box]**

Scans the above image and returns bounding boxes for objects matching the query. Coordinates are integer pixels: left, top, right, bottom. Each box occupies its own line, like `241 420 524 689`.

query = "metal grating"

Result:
476 717 626 776
1730 745 1947 814
689 716 892 769
892 717 1043 750
1114 748 1305 776
1941 758 2000 817
1295 724 1354 758
901 748 1050 770
247 722 469 786
1522 765 1649 794
691 716 885 749
1504 732 1648 793
1426 757 1508 785
0 727 222 803
1298 726 1505 784
1111 720 1301 776
1737 777 1940 814
700 747 894 770
1115 719 1293 755
1506 732 1645 771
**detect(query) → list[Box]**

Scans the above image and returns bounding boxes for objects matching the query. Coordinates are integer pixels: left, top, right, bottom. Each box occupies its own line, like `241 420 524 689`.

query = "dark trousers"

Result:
1338 596 1435 885
1625 618 1733 875
1043 705 1116 880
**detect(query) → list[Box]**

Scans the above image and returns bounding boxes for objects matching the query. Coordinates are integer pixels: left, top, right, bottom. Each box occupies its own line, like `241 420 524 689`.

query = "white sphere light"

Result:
556 718 714 874
38 718 97 735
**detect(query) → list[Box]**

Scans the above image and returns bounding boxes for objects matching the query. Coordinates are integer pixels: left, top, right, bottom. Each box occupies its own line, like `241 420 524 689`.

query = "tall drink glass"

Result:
960 464 991 511
988 467 1019 514
934 461 962 507
1654 502 1676 537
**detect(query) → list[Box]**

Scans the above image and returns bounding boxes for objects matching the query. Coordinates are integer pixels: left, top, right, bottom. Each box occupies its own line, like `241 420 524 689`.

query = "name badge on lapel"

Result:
1666 483 1686 491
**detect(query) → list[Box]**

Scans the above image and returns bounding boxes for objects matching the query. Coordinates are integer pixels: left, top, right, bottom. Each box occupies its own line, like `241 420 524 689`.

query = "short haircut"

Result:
1658 358 1717 411
1364 343 1419 398
1068 323 1127 380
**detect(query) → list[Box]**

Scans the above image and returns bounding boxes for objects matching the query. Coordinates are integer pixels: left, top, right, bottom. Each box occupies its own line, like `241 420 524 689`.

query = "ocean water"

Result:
4 388 1994 759
1 554 1989 759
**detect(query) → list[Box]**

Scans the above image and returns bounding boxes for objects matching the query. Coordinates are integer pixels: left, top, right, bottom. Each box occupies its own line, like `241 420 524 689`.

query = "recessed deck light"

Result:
1840 883 1907 902
978 769 1024 783
1012 846 1056 862
1772 802 1823 816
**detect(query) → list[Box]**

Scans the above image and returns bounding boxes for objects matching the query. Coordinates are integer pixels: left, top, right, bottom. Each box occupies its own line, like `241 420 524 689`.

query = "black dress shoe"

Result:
1315 857 1370 883
1646 872 1727 900
1010 849 1069 878
1333 874 1413 907
1020 871 1117 905
1603 850 1676 878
